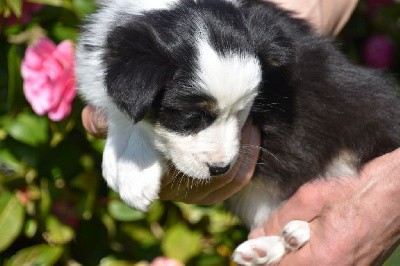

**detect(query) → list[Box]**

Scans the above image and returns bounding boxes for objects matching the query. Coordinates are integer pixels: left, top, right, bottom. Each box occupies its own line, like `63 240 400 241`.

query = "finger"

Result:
249 181 326 238
278 239 314 265
81 105 108 138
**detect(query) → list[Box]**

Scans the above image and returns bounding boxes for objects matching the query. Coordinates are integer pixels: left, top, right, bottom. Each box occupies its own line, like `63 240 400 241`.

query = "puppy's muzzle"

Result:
208 164 231 176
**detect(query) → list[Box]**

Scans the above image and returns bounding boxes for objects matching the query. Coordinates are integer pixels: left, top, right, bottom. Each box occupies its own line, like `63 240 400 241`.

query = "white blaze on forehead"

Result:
196 39 262 109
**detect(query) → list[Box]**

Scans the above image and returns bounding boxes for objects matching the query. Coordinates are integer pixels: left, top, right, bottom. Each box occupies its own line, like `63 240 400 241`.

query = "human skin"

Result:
250 148 400 265
269 0 358 36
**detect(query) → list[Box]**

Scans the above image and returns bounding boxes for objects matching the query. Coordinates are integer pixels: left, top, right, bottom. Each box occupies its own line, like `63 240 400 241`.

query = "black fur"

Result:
103 0 400 199
103 0 253 124
243 0 400 196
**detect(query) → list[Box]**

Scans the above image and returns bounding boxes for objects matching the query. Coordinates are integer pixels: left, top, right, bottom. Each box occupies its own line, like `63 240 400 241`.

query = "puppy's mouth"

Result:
165 159 233 180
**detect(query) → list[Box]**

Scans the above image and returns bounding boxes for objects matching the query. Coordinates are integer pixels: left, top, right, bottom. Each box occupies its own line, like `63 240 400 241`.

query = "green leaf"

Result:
3 112 48 147
52 22 77 42
162 224 202 263
72 0 96 17
0 149 24 176
5 0 22 17
24 219 38 238
147 200 164 223
7 44 23 109
384 245 400 266
44 216 74 245
27 0 65 7
108 200 145 222
99 257 141 266
5 244 63 266
120 224 157 246
0 191 24 252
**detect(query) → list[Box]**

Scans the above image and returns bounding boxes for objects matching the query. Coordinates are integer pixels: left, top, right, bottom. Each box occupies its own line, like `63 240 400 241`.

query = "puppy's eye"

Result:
180 110 213 131
183 111 203 123
158 108 216 134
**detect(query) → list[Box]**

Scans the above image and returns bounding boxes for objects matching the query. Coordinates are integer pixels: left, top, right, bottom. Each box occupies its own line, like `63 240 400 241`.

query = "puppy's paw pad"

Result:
282 220 310 251
232 236 286 266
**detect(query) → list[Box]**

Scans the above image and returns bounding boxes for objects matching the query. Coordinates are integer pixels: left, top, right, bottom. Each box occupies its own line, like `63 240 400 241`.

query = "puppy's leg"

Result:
117 121 164 211
103 111 163 211
102 116 129 192
232 220 310 265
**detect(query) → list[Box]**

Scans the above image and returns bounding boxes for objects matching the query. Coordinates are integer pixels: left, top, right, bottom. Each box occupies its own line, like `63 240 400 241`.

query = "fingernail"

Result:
90 107 107 135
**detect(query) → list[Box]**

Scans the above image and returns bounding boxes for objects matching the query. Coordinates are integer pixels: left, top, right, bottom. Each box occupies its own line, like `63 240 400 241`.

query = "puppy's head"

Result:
103 1 288 179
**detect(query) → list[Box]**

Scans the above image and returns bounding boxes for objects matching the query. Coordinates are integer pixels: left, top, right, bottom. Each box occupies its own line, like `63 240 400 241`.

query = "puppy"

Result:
76 0 400 264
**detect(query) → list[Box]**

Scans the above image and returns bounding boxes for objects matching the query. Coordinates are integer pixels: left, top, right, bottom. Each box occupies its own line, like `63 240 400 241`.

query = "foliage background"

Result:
0 0 399 265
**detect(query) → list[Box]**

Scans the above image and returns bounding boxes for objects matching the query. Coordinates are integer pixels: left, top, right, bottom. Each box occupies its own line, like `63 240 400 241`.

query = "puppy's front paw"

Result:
232 236 286 266
117 157 163 211
282 220 310 251
114 122 163 211
102 118 163 212
102 137 119 192
232 220 310 265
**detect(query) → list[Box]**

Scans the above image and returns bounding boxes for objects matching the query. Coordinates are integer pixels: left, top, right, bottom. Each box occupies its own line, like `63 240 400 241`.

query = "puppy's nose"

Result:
209 164 231 176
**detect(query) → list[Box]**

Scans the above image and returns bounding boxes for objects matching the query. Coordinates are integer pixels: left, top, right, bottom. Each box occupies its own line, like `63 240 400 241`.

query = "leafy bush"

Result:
0 1 399 265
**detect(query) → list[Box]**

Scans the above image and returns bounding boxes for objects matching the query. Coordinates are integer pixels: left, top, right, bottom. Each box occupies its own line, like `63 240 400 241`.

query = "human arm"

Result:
268 0 358 36
249 148 400 265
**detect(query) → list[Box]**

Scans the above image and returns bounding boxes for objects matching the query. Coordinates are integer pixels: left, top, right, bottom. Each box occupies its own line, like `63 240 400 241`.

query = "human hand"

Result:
268 0 358 36
249 148 400 265
82 105 261 205
81 105 108 138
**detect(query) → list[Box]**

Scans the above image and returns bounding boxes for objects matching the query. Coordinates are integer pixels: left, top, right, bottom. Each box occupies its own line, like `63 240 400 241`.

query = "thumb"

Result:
249 181 326 239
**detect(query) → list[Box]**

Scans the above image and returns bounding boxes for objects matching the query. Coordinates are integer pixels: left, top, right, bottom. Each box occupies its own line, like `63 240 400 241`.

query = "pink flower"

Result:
150 257 184 266
21 38 76 121
362 35 395 69
6 2 42 26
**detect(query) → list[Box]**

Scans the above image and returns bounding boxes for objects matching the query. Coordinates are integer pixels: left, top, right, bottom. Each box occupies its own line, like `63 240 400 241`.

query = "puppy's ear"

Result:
243 2 302 69
257 33 293 69
103 19 176 122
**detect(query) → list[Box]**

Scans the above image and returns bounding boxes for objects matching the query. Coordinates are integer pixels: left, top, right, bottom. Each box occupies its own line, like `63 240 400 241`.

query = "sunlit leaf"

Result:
27 0 67 8
52 22 77 41
147 200 164 223
108 200 145 222
120 224 157 246
3 112 48 147
72 0 96 17
0 191 24 252
24 219 38 238
162 224 202 263
5 244 63 266
43 216 74 245
5 0 22 17
100 257 145 266
0 149 24 177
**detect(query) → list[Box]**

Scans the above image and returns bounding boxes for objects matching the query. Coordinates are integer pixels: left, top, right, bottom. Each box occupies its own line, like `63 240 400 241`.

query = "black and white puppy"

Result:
77 0 400 264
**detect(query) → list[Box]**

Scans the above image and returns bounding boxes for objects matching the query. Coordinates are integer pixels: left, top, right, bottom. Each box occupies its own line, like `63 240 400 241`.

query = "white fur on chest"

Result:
226 149 358 230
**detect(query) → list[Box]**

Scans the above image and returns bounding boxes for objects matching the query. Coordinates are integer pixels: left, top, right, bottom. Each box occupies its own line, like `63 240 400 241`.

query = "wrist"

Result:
267 0 358 36
350 149 400 263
